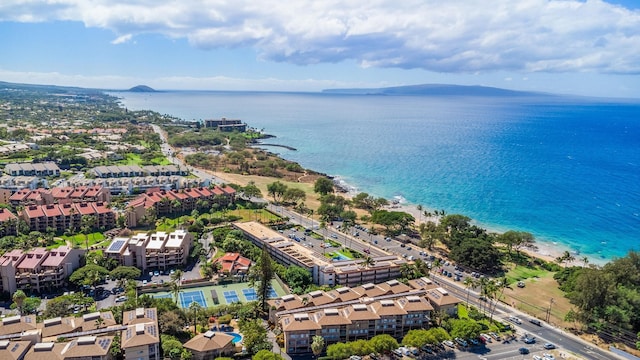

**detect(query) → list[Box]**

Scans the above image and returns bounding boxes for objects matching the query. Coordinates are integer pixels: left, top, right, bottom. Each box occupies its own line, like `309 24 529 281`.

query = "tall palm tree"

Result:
463 277 477 308
311 335 325 359
582 256 589 268
362 256 374 268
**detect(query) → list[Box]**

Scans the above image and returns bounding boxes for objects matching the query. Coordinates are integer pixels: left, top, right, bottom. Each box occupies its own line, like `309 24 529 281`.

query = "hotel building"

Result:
270 277 461 355
234 221 406 286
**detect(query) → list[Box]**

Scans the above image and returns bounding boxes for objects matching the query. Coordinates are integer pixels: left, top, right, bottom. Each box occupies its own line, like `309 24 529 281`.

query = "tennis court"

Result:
147 279 287 308
153 293 173 300
223 290 240 303
242 287 278 300
180 290 207 308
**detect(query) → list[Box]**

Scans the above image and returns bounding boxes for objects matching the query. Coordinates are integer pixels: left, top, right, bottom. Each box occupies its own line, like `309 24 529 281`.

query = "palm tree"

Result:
95 317 105 329
169 281 180 305
582 256 589 268
362 256 374 268
463 277 476 308
12 290 26 315
189 301 202 334
311 335 325 359
416 204 423 223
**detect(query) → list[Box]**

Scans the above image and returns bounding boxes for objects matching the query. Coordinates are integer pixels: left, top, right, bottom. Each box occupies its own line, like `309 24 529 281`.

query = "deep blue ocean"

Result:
114 91 640 263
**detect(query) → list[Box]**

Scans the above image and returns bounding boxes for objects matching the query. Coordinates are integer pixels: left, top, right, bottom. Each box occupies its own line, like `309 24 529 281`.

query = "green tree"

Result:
110 266 142 280
313 177 334 195
253 350 284 360
12 290 27 315
283 187 306 204
161 335 184 360
239 319 271 354
249 247 275 313
311 335 325 359
284 266 313 293
369 334 399 354
448 318 482 340
326 342 352 360
267 181 287 204
69 264 109 290
242 182 263 198
402 329 431 348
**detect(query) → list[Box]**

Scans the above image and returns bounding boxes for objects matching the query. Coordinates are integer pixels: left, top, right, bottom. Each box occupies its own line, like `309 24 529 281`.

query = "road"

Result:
151 123 622 360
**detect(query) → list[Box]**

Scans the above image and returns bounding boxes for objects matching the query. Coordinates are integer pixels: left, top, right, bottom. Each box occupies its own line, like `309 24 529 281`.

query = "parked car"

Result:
519 348 530 355
523 337 536 344
543 353 555 360
115 296 128 302
517 281 526 288
489 332 501 341
533 356 543 360
443 340 455 348
454 338 468 347
544 343 556 350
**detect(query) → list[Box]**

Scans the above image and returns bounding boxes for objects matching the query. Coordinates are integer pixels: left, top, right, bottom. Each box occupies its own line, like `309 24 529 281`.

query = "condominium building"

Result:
234 221 405 286
121 308 160 360
105 230 192 272
0 315 37 336
20 202 115 233
0 208 18 237
0 246 84 294
24 336 114 360
4 162 60 177
270 277 461 355
126 186 235 227
0 340 31 360
8 186 110 207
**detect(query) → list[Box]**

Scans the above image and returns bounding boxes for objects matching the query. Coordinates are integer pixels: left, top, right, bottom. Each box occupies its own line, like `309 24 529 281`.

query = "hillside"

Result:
322 83 549 97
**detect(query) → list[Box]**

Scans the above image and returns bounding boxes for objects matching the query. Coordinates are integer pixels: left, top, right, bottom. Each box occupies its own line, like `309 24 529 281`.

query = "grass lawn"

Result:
458 304 469 319
62 232 105 248
46 237 68 250
499 271 573 328
504 265 548 284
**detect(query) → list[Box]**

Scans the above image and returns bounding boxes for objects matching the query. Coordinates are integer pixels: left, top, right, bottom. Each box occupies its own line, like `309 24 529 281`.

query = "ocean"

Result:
113 90 640 263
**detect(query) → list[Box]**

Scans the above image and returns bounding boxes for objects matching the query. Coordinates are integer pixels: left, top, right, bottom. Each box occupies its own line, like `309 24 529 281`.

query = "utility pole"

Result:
546 298 555 323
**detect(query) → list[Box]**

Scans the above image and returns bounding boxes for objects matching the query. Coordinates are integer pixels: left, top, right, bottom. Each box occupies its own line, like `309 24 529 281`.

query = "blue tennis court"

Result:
242 288 257 301
269 287 278 298
223 290 239 303
180 290 207 308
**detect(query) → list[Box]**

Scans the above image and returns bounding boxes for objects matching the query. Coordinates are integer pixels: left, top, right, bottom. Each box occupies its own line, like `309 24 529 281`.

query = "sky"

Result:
1 0 639 98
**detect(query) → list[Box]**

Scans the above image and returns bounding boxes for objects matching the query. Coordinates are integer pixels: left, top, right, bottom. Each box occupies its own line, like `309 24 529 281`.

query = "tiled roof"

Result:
184 331 235 352
0 208 17 222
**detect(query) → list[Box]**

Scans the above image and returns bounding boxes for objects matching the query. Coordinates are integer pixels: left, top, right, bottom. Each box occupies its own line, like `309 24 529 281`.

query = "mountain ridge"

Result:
322 83 551 97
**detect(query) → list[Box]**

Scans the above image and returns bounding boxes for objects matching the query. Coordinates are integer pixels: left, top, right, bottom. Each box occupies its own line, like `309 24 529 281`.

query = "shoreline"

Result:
208 167 597 267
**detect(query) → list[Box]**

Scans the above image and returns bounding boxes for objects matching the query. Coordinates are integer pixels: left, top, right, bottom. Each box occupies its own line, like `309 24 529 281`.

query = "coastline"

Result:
207 167 591 267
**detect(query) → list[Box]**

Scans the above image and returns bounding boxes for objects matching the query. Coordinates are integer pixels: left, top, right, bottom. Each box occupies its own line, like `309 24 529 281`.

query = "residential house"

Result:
183 331 237 360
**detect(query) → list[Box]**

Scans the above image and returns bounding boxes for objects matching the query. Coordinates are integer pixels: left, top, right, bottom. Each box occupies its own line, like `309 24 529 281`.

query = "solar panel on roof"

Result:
10 343 19 352
107 240 126 252
24 317 31 323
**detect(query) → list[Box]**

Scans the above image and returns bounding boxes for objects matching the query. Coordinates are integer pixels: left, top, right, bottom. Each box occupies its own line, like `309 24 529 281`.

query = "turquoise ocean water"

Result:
114 91 640 262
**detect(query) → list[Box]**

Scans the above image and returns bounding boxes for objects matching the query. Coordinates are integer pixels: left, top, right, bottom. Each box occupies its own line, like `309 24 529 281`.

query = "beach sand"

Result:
205 166 586 267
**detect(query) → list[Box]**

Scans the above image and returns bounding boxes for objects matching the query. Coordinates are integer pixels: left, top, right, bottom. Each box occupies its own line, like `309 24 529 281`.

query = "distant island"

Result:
128 85 157 92
322 83 548 97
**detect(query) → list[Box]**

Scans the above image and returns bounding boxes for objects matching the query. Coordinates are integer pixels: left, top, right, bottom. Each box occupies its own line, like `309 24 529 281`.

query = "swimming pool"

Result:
332 253 351 261
226 332 243 344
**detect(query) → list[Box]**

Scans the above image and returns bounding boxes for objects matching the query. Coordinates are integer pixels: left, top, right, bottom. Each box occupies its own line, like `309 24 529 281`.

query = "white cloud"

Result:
1 0 639 74
111 33 132 44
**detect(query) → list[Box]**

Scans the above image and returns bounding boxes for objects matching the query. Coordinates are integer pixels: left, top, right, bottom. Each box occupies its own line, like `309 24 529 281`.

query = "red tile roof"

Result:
0 208 17 222
92 202 111 214
51 187 74 199
84 185 102 197
42 204 62 217
74 202 96 215
17 248 48 270
9 189 30 201
23 205 45 218
70 186 88 198
41 246 70 267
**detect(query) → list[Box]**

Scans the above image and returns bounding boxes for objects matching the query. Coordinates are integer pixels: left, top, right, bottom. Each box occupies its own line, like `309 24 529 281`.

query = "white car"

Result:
543 353 555 360
509 316 522 324
533 356 543 360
